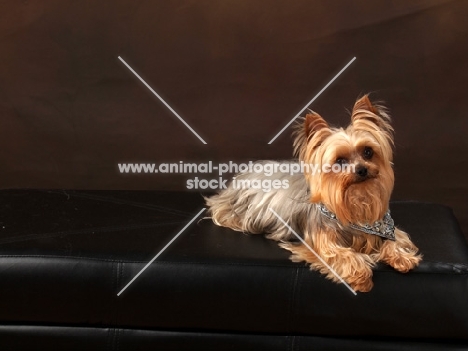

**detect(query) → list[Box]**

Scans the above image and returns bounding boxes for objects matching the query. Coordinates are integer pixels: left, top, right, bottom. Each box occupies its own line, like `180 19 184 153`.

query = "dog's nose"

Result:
356 165 368 178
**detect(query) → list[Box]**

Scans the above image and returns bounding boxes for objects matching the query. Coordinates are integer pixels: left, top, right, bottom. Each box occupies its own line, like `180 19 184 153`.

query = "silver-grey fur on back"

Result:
205 160 329 242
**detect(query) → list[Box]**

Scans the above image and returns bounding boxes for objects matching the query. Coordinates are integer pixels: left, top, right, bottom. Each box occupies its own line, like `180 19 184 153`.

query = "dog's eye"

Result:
335 157 347 165
363 147 374 159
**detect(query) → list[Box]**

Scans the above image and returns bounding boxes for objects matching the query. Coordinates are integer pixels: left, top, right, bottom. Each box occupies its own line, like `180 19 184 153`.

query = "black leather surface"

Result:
1 326 468 351
0 190 467 344
0 326 108 351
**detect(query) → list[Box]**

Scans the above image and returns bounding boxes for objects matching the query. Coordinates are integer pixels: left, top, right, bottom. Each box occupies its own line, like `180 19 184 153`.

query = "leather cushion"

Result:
0 190 467 339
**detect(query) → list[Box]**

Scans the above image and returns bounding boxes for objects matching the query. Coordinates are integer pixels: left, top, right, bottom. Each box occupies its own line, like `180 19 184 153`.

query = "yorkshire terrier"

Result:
206 95 421 292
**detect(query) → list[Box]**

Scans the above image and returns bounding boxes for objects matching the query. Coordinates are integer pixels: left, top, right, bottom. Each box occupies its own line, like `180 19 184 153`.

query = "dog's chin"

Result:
346 177 384 201
340 176 389 224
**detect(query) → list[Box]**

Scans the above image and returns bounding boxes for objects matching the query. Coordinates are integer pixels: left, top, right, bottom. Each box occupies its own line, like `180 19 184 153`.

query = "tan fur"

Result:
206 95 422 292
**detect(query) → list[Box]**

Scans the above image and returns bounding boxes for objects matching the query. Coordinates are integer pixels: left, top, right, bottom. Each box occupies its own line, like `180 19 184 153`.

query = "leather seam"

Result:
115 327 120 351
0 255 296 267
288 268 300 351
0 221 185 245
287 268 299 334
290 334 297 351
38 190 195 217
1 255 468 273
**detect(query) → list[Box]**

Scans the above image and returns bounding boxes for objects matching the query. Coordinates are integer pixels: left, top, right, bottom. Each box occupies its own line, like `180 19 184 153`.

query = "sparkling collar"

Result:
318 203 396 241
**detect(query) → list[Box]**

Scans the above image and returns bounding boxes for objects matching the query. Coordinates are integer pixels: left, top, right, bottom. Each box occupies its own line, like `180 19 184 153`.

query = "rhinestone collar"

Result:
318 203 396 241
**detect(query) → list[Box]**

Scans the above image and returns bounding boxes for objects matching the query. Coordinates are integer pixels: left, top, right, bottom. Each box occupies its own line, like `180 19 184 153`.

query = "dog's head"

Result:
294 95 395 225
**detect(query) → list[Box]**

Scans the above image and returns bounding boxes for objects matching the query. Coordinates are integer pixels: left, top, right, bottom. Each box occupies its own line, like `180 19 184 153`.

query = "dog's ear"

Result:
305 111 330 138
351 95 393 136
352 95 379 115
293 111 331 160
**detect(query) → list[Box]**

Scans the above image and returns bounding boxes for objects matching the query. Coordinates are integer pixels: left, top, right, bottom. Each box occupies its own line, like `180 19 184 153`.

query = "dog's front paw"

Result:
346 267 374 293
280 241 376 292
387 250 422 273
351 279 374 293
379 229 422 273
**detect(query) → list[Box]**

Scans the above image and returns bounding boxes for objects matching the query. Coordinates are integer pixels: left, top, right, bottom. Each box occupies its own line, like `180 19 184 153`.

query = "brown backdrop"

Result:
1 0 467 236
